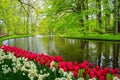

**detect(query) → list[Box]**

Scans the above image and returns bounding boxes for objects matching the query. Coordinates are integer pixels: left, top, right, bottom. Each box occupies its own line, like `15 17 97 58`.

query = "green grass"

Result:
0 34 34 44
1 33 120 45
60 33 120 41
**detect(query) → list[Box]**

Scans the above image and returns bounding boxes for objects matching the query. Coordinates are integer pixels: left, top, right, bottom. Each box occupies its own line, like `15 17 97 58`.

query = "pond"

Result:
2 35 120 69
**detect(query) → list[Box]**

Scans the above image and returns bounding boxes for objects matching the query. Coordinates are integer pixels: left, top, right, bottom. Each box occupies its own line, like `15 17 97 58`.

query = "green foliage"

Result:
0 0 119 35
78 69 84 77
43 0 118 35
0 0 44 35
106 73 112 80
49 13 82 35
36 18 49 34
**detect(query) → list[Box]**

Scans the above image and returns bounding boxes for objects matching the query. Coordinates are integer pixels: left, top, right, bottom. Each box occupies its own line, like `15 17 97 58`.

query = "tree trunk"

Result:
0 28 2 35
103 0 111 32
118 0 120 32
96 0 102 28
26 0 30 34
114 0 119 34
85 0 89 31
78 2 84 27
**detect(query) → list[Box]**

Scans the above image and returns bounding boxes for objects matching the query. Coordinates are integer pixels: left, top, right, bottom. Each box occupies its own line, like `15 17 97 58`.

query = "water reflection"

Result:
113 43 119 68
2 35 120 68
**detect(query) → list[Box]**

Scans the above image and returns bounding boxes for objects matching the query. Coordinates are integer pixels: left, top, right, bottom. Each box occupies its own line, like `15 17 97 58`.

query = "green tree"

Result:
114 0 120 34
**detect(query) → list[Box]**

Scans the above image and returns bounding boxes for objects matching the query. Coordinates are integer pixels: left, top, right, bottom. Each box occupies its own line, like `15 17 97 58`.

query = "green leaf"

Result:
106 73 112 80
78 69 84 77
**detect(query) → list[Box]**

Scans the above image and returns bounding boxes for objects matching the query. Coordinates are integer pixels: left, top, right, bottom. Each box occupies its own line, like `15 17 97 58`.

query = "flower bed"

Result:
0 45 120 80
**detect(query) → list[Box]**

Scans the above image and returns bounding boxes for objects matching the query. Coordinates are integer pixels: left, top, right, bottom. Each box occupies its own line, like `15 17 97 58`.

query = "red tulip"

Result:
109 68 114 74
67 62 73 71
46 61 50 67
54 56 63 62
58 62 67 70
73 71 78 78
89 71 95 78
92 68 97 74
103 67 109 73
114 68 119 74
83 60 88 66
89 62 93 68
96 71 102 78
63 67 67 71
114 74 119 77
73 65 79 72
74 61 78 66
39 60 44 65
99 76 106 80
95 65 100 71
84 65 89 72
83 71 87 76
35 57 39 62
102 73 107 78
79 63 85 69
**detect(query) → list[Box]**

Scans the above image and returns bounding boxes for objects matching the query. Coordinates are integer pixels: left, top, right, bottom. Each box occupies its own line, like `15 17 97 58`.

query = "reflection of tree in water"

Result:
47 36 59 55
54 38 81 61
102 42 111 68
96 42 103 68
96 42 120 69
113 43 119 68
102 43 119 68
27 37 30 51
80 40 90 62
53 38 90 62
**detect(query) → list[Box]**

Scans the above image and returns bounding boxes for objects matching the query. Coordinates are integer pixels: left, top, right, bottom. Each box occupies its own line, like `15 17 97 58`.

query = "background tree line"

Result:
44 0 120 35
0 0 120 35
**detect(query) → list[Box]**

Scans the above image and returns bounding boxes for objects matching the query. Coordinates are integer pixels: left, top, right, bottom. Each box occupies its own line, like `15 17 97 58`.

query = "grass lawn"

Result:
1 33 120 45
60 33 120 41
0 34 34 44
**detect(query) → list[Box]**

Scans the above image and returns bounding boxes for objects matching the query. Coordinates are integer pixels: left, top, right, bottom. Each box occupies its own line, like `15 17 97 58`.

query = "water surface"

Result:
2 35 120 69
